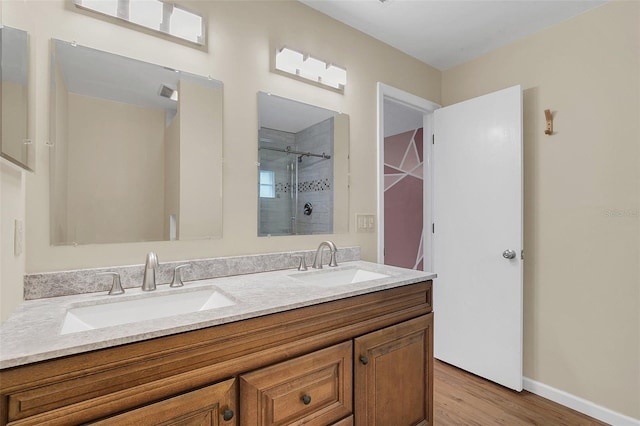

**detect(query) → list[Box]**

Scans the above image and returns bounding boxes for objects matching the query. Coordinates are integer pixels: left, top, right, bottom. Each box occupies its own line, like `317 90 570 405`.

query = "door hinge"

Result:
521 249 524 260
432 134 435 144
432 223 435 234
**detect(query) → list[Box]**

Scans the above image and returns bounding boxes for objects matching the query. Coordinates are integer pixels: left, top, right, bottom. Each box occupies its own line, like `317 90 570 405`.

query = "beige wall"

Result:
178 79 223 240
0 0 439 275
0 161 25 322
442 1 639 418
65 94 165 244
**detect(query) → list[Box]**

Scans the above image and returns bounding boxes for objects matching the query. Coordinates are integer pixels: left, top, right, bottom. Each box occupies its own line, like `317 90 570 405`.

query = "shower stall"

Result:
258 118 334 236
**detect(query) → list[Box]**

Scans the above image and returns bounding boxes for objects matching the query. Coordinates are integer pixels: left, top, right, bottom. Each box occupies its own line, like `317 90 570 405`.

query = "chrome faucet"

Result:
312 241 338 269
142 251 159 291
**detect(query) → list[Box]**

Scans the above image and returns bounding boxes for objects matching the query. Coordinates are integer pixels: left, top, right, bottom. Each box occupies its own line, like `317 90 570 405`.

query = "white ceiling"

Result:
300 0 606 70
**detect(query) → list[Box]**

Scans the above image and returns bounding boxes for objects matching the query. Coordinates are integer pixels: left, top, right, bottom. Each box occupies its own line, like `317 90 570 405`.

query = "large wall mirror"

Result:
49 39 223 245
1 26 34 171
258 92 349 236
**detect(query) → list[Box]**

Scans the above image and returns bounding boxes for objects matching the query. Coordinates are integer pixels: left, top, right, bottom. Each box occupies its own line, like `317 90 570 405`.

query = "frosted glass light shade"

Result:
275 48 304 74
322 65 347 89
300 56 325 81
275 47 346 91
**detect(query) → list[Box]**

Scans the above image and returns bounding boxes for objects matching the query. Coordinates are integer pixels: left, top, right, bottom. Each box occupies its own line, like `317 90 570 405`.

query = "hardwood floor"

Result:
433 360 609 425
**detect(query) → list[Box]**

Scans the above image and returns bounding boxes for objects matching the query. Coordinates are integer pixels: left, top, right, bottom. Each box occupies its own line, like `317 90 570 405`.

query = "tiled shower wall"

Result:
259 128 295 235
258 118 334 236
295 118 334 235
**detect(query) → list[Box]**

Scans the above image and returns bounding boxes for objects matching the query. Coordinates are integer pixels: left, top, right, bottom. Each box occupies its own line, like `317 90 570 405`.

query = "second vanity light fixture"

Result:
275 47 347 92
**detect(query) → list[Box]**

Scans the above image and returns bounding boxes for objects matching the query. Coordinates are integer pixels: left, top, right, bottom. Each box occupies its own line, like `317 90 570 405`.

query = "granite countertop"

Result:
0 261 436 369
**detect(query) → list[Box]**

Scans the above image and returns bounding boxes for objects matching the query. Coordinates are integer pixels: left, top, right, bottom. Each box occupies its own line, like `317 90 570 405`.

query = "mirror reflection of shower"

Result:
258 93 336 236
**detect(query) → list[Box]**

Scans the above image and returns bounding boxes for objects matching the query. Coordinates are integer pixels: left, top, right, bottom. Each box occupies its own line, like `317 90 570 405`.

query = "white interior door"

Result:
433 85 523 391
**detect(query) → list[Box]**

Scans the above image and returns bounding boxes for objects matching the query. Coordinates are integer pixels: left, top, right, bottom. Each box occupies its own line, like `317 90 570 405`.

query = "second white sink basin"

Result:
60 287 235 335
289 267 389 287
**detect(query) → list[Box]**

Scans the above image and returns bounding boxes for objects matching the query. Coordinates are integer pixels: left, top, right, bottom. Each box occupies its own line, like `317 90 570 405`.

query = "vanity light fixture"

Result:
275 47 347 92
74 0 205 46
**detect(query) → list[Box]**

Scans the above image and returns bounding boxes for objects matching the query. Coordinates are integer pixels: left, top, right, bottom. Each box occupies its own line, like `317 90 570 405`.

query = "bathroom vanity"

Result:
0 261 434 425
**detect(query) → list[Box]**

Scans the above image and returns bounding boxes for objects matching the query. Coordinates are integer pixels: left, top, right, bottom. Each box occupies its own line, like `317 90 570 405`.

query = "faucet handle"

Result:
97 272 124 295
292 255 308 271
170 264 190 288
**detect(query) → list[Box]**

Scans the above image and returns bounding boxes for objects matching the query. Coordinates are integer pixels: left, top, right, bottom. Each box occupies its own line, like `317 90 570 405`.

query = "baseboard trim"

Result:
523 377 640 426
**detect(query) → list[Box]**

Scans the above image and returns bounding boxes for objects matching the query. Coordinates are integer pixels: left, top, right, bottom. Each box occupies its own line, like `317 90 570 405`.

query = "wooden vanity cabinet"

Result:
0 281 432 426
354 314 433 426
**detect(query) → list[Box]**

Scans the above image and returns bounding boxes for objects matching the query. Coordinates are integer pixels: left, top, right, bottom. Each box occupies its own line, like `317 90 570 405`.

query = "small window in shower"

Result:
259 170 276 198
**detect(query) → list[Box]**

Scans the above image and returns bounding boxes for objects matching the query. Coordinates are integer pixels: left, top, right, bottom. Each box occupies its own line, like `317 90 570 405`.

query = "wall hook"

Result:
544 109 553 135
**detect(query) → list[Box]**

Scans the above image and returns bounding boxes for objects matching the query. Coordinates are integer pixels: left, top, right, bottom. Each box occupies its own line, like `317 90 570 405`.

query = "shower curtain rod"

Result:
259 145 331 160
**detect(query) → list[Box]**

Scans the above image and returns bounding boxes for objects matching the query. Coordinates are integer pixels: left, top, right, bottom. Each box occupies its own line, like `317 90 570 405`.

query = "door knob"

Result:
502 249 516 259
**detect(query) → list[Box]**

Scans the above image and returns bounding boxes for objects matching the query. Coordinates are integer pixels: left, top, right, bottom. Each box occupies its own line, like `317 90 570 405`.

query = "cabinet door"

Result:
354 314 433 426
331 415 354 425
90 378 237 426
240 341 352 426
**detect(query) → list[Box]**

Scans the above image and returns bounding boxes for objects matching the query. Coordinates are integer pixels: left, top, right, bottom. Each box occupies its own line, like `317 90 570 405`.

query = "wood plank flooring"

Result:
433 359 609 425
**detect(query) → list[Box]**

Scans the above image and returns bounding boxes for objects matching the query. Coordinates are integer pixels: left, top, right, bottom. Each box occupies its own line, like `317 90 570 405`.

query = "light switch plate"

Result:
356 214 375 233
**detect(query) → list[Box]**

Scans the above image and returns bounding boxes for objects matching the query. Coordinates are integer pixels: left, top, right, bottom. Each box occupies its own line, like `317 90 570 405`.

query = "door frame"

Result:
376 83 440 271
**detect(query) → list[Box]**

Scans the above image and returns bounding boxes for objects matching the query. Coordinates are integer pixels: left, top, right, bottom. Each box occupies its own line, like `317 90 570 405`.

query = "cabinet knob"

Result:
360 356 369 365
301 394 312 405
170 264 190 288
222 408 234 421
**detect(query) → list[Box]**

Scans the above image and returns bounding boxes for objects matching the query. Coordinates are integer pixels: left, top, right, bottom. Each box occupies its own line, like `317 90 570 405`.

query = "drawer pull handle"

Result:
360 356 369 365
302 394 312 405
223 409 234 421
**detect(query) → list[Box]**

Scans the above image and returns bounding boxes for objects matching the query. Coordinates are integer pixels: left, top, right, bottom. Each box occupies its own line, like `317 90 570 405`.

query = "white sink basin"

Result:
60 287 235 334
289 267 389 287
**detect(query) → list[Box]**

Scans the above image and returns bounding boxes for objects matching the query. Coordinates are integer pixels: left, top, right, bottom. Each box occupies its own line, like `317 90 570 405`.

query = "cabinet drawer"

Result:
90 378 237 425
240 341 352 426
